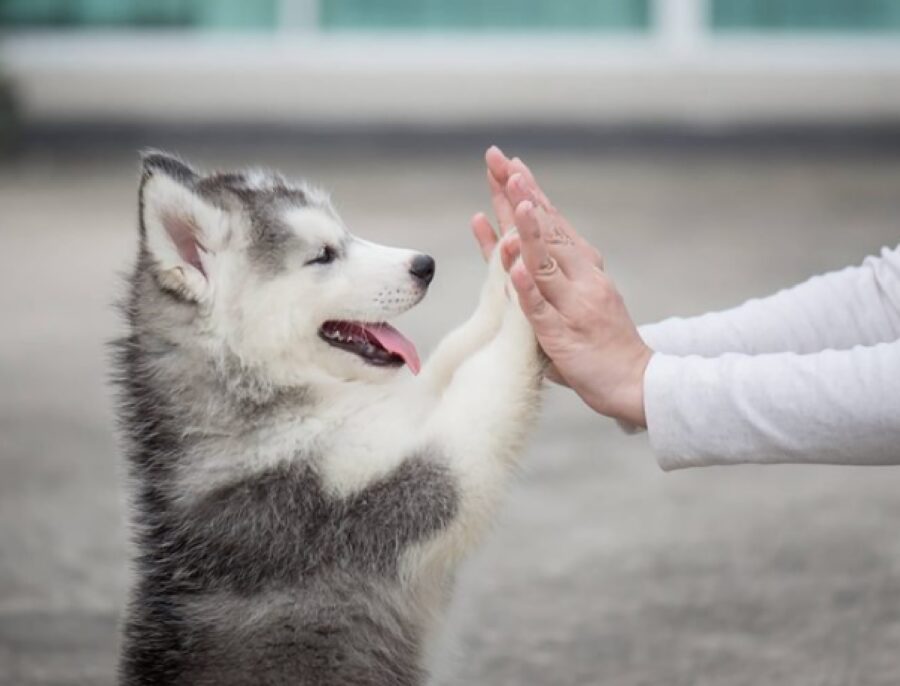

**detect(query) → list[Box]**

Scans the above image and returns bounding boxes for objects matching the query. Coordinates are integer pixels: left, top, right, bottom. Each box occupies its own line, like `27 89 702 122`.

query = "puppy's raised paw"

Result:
478 229 517 316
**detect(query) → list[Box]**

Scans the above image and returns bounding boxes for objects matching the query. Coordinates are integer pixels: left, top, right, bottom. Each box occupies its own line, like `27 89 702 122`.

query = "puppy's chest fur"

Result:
125 425 459 686
162 447 458 593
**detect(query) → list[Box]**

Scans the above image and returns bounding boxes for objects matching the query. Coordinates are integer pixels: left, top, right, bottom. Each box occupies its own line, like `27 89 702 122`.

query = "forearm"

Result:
644 339 900 470
640 245 900 357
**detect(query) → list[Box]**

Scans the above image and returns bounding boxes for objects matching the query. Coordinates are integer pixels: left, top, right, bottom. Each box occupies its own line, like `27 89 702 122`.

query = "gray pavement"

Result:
1 144 899 685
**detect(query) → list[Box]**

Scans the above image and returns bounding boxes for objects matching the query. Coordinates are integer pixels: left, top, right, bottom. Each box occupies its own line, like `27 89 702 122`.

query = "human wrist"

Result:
608 346 653 428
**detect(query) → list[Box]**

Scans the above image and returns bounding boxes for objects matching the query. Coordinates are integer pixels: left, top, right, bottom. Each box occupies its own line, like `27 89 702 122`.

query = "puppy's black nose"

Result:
409 254 436 286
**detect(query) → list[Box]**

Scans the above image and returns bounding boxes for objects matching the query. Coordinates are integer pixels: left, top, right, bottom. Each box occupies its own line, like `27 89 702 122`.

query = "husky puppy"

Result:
114 152 544 686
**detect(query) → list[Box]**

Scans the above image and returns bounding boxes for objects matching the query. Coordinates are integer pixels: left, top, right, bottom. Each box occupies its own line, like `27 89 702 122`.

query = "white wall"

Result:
3 0 900 128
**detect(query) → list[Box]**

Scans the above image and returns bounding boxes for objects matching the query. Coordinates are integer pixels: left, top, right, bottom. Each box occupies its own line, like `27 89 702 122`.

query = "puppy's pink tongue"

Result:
364 323 421 375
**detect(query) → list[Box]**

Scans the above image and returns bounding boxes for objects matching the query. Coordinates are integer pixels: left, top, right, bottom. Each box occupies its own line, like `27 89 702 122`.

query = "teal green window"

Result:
319 0 651 32
711 0 900 31
0 0 278 29
0 0 651 32
5 0 900 34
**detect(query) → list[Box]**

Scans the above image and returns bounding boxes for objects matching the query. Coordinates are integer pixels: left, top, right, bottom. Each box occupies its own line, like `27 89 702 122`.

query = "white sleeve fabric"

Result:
644 341 900 470
636 244 900 469
639 245 900 356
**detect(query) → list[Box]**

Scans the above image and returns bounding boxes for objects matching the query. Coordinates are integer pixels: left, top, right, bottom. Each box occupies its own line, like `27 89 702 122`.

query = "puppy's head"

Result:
137 152 433 385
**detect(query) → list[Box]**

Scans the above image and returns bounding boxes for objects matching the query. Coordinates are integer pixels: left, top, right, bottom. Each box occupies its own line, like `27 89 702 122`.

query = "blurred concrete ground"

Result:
1 140 899 685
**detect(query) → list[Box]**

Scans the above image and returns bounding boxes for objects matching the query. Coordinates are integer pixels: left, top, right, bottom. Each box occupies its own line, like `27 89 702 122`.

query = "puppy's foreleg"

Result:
418 244 509 394
418 290 546 566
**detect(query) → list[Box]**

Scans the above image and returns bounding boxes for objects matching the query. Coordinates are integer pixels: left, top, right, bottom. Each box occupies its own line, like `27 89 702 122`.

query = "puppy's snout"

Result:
409 254 436 286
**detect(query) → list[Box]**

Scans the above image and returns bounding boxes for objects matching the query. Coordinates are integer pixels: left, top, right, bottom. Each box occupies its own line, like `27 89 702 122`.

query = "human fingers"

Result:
486 168 516 234
499 231 521 272
485 146 516 234
505 172 534 209
471 212 498 261
509 261 563 334
485 145 512 185
505 168 575 260
533 205 602 281
514 200 574 309
508 156 554 210
506 170 605 274
507 176 596 280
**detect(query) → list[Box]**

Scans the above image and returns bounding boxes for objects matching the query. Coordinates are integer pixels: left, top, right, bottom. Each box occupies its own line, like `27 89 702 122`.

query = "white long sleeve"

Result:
639 245 900 356
637 244 900 470
645 342 900 470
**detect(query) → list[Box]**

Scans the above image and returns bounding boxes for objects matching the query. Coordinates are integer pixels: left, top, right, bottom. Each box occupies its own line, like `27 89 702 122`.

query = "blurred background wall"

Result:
2 0 900 131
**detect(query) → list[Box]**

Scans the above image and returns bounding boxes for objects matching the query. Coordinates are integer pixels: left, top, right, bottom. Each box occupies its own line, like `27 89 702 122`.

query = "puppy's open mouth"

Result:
319 321 421 375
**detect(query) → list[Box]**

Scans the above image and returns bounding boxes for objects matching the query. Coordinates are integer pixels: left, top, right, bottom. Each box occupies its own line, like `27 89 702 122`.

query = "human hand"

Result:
472 146 653 427
471 147 569 383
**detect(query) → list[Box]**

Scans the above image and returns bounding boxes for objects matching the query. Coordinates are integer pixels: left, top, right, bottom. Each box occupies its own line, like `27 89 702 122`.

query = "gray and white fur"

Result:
113 152 545 685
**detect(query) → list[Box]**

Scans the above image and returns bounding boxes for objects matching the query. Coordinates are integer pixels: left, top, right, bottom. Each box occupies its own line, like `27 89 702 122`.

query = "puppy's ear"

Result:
139 151 229 301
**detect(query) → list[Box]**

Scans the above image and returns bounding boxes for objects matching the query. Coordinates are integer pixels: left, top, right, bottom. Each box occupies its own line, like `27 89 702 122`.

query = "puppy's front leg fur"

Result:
418 273 546 566
418 243 509 394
